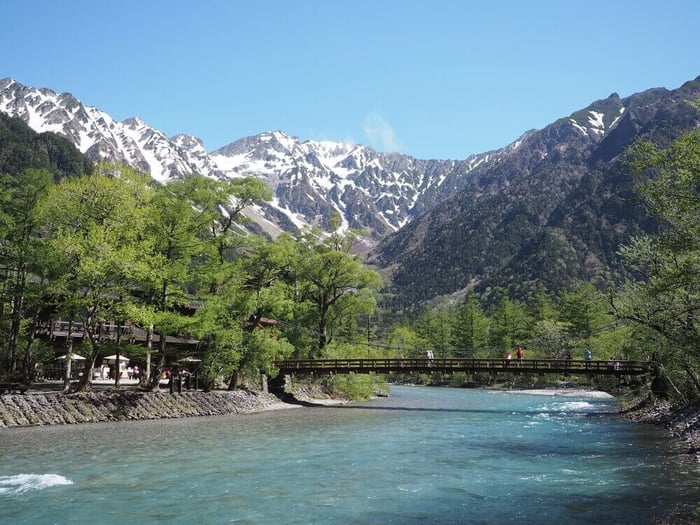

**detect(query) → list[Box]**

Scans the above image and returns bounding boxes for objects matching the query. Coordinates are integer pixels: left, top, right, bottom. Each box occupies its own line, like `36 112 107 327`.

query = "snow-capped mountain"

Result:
0 79 221 181
0 77 647 241
5 75 699 305
0 77 504 239
210 130 492 236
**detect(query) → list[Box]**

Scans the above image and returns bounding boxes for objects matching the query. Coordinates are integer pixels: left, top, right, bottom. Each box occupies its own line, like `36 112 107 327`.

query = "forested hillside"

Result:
0 112 91 179
372 78 700 308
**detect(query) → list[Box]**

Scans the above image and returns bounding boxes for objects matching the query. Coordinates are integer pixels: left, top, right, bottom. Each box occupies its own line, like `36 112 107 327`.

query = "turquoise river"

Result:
1 385 698 524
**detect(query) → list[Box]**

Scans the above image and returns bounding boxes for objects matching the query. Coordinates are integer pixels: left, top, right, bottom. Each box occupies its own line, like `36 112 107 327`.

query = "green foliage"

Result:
413 307 450 357
241 329 294 378
292 226 382 355
316 341 387 400
451 291 490 356
0 167 57 375
487 289 532 354
324 374 382 401
31 165 154 387
628 130 700 243
530 319 573 359
11 126 698 396
613 130 700 398
387 324 421 358
527 283 557 322
199 336 242 391
558 281 612 344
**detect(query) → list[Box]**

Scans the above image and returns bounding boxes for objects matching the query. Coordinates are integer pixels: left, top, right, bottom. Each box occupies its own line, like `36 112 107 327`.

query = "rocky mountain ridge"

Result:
372 77 700 306
0 78 505 239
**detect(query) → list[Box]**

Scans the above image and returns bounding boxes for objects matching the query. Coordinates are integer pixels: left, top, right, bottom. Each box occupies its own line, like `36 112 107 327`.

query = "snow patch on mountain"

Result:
0 77 511 238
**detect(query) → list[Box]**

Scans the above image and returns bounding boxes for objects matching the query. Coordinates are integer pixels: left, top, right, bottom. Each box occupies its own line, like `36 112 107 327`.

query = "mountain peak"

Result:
123 116 146 127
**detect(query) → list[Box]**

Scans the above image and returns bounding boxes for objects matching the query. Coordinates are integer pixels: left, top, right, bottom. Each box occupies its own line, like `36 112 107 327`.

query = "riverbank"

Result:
620 396 700 457
0 390 289 428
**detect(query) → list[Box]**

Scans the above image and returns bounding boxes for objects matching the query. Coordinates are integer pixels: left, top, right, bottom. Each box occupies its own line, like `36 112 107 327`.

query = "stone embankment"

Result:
0 390 284 428
622 397 700 457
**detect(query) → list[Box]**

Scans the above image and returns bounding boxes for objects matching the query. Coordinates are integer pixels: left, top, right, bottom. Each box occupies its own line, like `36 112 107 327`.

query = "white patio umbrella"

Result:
56 353 86 360
104 354 130 363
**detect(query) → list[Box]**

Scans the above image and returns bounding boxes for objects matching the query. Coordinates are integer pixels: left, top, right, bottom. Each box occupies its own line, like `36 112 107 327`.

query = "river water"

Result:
1 386 698 524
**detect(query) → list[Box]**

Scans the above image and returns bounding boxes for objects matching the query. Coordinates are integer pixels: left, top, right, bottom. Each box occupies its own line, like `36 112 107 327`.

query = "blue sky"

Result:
2 0 698 159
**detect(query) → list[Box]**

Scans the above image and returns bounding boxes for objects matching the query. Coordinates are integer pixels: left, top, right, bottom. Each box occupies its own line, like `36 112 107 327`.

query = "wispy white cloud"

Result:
363 112 404 153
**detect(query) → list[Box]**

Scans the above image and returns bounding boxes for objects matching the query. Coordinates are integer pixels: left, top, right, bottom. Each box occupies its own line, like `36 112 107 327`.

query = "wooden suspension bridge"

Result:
274 357 652 377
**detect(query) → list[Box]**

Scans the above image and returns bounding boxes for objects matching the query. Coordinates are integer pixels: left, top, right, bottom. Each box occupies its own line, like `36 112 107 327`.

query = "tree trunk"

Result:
113 322 123 388
0 266 10 369
62 320 74 393
228 370 238 390
318 315 328 355
682 362 700 392
74 347 99 393
21 306 42 380
146 328 167 391
74 322 100 392
8 270 25 373
142 324 153 388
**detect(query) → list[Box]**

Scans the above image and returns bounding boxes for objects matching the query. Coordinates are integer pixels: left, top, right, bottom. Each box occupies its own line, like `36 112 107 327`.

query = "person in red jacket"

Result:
516 347 524 367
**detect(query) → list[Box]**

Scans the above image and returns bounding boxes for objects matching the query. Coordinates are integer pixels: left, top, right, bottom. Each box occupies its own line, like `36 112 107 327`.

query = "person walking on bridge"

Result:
516 347 524 367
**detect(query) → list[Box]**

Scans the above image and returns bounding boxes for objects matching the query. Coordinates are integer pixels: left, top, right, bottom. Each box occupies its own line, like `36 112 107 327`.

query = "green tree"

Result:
452 292 489 357
137 176 220 389
0 168 53 377
487 289 532 355
34 164 152 391
559 281 611 349
185 176 276 389
527 282 557 323
613 130 700 397
388 323 421 358
292 220 382 356
414 307 451 358
531 319 574 359
197 234 296 389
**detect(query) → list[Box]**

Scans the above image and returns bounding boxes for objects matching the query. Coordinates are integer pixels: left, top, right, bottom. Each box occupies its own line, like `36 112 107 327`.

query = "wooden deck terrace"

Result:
274 358 652 377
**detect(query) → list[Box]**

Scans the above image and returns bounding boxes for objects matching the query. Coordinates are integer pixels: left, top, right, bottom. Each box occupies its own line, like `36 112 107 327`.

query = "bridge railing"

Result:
274 358 651 376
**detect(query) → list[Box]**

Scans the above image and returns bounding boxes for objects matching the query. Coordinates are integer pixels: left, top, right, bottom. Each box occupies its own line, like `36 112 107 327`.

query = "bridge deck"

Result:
275 358 651 376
